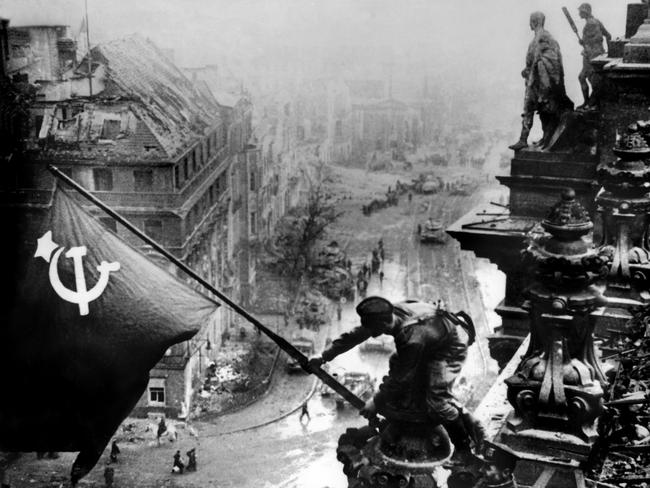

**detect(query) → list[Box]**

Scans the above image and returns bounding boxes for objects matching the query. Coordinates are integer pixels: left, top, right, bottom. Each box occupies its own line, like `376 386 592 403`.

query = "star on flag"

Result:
34 231 59 263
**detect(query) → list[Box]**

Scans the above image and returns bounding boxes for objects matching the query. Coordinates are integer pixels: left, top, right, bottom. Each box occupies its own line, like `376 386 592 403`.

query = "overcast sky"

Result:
0 0 630 103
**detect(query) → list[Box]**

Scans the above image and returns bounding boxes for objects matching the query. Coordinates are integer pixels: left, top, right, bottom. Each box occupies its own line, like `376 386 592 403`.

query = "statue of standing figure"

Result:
509 12 573 151
577 3 611 110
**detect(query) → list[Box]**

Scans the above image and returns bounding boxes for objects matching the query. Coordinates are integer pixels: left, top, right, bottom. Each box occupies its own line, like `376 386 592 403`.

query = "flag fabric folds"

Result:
0 187 217 481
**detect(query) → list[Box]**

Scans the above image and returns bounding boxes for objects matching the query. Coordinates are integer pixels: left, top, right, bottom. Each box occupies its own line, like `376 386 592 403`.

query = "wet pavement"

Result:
3 176 507 488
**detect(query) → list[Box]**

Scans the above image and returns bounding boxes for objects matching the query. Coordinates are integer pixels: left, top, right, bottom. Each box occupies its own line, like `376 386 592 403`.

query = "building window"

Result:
249 170 256 191
134 169 154 192
144 219 163 242
250 211 257 235
93 168 113 191
231 170 239 201
284 190 291 212
100 119 121 139
174 165 180 189
183 158 189 180
148 378 166 406
99 217 117 233
192 151 197 172
219 173 227 193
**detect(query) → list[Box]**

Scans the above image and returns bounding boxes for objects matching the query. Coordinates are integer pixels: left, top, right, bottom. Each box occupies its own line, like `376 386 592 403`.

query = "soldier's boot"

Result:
509 122 530 151
508 128 529 151
577 86 590 110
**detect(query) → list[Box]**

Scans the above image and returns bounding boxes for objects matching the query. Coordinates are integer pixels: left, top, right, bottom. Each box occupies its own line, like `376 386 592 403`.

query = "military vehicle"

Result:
286 334 316 373
417 219 445 244
335 371 375 409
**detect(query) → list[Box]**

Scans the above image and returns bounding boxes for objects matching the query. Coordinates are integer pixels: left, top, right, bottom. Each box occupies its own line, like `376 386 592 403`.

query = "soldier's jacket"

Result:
582 17 610 60
322 300 472 422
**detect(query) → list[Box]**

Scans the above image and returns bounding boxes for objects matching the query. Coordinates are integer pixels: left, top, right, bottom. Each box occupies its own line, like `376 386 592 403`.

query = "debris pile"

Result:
193 340 276 416
591 305 650 487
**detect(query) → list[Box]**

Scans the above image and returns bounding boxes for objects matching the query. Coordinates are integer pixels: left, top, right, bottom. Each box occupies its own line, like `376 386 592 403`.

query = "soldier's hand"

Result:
360 399 377 419
307 355 324 371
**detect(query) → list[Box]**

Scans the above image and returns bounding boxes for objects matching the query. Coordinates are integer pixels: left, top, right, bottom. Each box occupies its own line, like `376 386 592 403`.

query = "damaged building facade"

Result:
2 24 259 418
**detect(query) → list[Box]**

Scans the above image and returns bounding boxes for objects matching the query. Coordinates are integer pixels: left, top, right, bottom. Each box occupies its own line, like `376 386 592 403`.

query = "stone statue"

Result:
310 296 485 486
509 12 573 151
577 3 611 110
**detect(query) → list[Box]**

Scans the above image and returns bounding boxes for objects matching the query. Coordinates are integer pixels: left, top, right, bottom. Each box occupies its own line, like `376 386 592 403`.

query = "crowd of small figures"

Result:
588 305 650 487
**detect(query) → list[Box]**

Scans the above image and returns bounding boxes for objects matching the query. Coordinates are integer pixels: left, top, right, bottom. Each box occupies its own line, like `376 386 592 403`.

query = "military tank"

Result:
417 219 445 244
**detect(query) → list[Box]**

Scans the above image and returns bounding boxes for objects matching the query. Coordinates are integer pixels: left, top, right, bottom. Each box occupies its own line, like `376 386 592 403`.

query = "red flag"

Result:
0 188 217 482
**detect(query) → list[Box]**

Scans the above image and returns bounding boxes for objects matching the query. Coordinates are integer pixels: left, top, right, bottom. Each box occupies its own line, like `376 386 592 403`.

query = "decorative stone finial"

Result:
541 188 592 240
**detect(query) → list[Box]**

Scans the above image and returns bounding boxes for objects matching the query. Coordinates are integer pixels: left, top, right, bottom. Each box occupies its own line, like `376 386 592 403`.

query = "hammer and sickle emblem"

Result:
35 231 120 316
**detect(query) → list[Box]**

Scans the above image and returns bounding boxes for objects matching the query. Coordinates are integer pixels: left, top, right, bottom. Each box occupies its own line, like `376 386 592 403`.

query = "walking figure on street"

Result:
299 401 311 424
379 270 384 287
283 308 290 328
336 301 342 322
103 463 114 488
172 450 184 474
109 440 120 463
156 417 167 446
186 448 197 472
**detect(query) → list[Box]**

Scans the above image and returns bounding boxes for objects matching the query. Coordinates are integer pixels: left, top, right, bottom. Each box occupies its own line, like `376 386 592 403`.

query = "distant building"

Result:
351 97 421 157
6 25 77 83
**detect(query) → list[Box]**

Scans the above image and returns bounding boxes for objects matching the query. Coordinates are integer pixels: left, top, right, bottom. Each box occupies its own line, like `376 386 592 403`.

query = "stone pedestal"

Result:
496 190 606 487
336 423 453 488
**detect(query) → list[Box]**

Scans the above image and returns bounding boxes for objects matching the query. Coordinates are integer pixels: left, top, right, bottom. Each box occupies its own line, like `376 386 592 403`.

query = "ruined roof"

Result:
79 34 221 158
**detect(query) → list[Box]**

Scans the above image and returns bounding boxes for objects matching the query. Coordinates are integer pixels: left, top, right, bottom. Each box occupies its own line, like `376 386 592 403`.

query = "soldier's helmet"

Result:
578 3 592 15
356 296 393 327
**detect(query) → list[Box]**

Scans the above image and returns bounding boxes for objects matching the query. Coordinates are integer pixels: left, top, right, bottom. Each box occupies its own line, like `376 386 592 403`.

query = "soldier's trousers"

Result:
425 359 464 423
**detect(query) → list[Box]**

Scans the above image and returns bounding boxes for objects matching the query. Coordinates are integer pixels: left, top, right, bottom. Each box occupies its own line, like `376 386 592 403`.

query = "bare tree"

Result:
272 164 343 284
